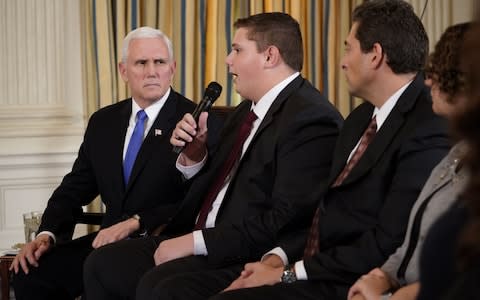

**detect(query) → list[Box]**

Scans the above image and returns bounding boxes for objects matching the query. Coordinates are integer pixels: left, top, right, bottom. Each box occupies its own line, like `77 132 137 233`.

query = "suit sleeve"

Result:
302 117 450 283
38 114 100 241
202 108 341 266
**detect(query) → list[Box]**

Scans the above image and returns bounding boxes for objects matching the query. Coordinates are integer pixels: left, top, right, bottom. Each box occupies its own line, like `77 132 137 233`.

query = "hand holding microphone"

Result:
172 82 222 155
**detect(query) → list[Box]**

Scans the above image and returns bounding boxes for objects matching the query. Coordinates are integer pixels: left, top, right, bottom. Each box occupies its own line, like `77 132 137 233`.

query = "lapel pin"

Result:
154 129 162 136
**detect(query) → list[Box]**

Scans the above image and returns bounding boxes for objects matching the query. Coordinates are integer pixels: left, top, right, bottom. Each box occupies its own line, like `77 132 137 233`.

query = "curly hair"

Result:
425 23 471 103
454 21 480 269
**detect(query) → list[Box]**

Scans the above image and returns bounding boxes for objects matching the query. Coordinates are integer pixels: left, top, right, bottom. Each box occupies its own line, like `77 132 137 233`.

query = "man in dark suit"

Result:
82 12 343 299
10 27 205 300
124 1 451 300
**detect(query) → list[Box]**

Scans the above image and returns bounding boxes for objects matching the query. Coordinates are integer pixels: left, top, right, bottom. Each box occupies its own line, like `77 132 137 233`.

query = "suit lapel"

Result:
328 104 373 184
242 75 304 158
125 92 177 191
419 143 466 200
337 74 425 186
115 100 133 190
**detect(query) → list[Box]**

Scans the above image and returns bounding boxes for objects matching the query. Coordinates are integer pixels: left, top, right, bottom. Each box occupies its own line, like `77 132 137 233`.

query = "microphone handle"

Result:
172 100 213 154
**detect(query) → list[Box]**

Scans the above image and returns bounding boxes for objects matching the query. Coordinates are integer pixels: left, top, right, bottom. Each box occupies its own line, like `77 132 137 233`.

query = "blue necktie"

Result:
123 110 148 185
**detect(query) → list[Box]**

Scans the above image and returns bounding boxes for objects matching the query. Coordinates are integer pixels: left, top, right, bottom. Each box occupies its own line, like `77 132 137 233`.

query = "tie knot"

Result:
369 115 377 129
245 110 258 125
365 115 377 136
137 110 147 122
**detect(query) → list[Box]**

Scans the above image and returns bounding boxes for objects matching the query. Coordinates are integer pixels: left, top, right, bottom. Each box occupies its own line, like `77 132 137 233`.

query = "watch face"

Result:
281 270 297 283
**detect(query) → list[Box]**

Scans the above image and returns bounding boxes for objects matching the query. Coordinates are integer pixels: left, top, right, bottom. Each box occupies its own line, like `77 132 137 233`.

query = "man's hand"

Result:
262 253 285 268
347 268 392 300
92 217 139 249
153 233 194 265
9 234 52 274
171 112 209 165
223 261 283 292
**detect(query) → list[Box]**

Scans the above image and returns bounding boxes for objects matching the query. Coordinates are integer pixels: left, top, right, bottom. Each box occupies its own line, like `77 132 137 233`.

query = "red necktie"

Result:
194 110 258 230
304 116 377 258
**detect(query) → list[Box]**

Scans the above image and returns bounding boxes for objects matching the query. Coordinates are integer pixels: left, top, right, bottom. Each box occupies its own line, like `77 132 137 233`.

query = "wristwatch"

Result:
280 264 297 283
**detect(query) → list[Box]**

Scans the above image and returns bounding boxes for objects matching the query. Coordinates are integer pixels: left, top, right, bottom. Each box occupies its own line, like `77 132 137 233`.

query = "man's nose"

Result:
145 61 156 75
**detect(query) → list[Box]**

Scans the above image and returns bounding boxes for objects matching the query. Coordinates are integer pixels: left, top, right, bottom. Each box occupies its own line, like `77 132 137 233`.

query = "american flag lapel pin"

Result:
154 129 162 136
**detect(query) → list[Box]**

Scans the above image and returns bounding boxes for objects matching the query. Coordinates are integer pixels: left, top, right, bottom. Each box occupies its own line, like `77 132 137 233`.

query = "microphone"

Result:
173 81 222 154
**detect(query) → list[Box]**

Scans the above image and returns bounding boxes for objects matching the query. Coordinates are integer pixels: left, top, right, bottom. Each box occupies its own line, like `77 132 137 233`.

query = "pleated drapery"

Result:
80 0 364 117
78 0 475 117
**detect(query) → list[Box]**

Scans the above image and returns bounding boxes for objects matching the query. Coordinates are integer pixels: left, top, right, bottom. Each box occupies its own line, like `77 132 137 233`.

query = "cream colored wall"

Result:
0 0 86 249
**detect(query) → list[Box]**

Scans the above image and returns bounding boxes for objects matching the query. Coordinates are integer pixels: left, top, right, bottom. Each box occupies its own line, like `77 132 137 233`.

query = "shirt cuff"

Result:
192 230 208 256
37 231 56 244
176 153 207 180
294 260 308 280
261 247 289 266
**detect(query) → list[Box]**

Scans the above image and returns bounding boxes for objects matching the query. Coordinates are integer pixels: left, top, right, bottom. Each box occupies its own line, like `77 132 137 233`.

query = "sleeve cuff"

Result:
261 247 289 266
176 153 207 180
294 260 308 280
37 231 56 244
192 230 208 256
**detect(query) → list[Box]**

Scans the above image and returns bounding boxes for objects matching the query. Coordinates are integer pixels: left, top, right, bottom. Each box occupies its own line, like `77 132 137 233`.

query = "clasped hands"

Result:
347 268 392 300
223 254 284 292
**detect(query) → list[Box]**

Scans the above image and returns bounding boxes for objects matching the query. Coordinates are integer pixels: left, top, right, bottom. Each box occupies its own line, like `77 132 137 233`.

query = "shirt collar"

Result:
131 87 171 121
373 80 412 131
250 72 300 120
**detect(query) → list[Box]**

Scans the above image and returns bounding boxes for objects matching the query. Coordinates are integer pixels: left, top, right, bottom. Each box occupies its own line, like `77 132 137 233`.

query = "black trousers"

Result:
83 235 345 300
136 264 341 300
12 232 96 300
83 236 160 300
83 236 244 300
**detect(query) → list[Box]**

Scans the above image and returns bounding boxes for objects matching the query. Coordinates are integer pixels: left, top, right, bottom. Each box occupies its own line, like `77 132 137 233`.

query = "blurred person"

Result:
83 12 343 300
417 20 480 300
347 22 472 300
10 26 210 300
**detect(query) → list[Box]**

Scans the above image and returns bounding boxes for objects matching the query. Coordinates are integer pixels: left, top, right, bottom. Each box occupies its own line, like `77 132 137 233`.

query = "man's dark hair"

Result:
353 0 429 74
234 12 303 71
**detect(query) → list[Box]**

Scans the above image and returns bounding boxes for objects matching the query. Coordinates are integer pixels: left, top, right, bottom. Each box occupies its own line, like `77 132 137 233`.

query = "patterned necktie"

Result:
194 110 258 230
304 116 377 258
123 110 148 185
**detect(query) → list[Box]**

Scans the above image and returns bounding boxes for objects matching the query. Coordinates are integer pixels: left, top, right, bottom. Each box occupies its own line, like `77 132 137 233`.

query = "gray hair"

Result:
121 26 174 63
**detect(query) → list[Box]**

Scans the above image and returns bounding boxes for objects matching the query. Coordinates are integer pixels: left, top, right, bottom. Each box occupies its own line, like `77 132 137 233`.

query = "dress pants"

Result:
12 232 96 300
83 236 244 300
135 265 344 300
136 258 242 300
83 236 161 300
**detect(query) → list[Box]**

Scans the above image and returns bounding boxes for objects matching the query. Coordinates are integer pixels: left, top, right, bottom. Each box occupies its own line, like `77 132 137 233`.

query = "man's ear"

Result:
118 62 128 82
370 42 385 69
264 46 281 67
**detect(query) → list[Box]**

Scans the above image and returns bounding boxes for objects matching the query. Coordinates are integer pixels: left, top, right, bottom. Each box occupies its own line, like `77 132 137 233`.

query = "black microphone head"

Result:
204 82 222 103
